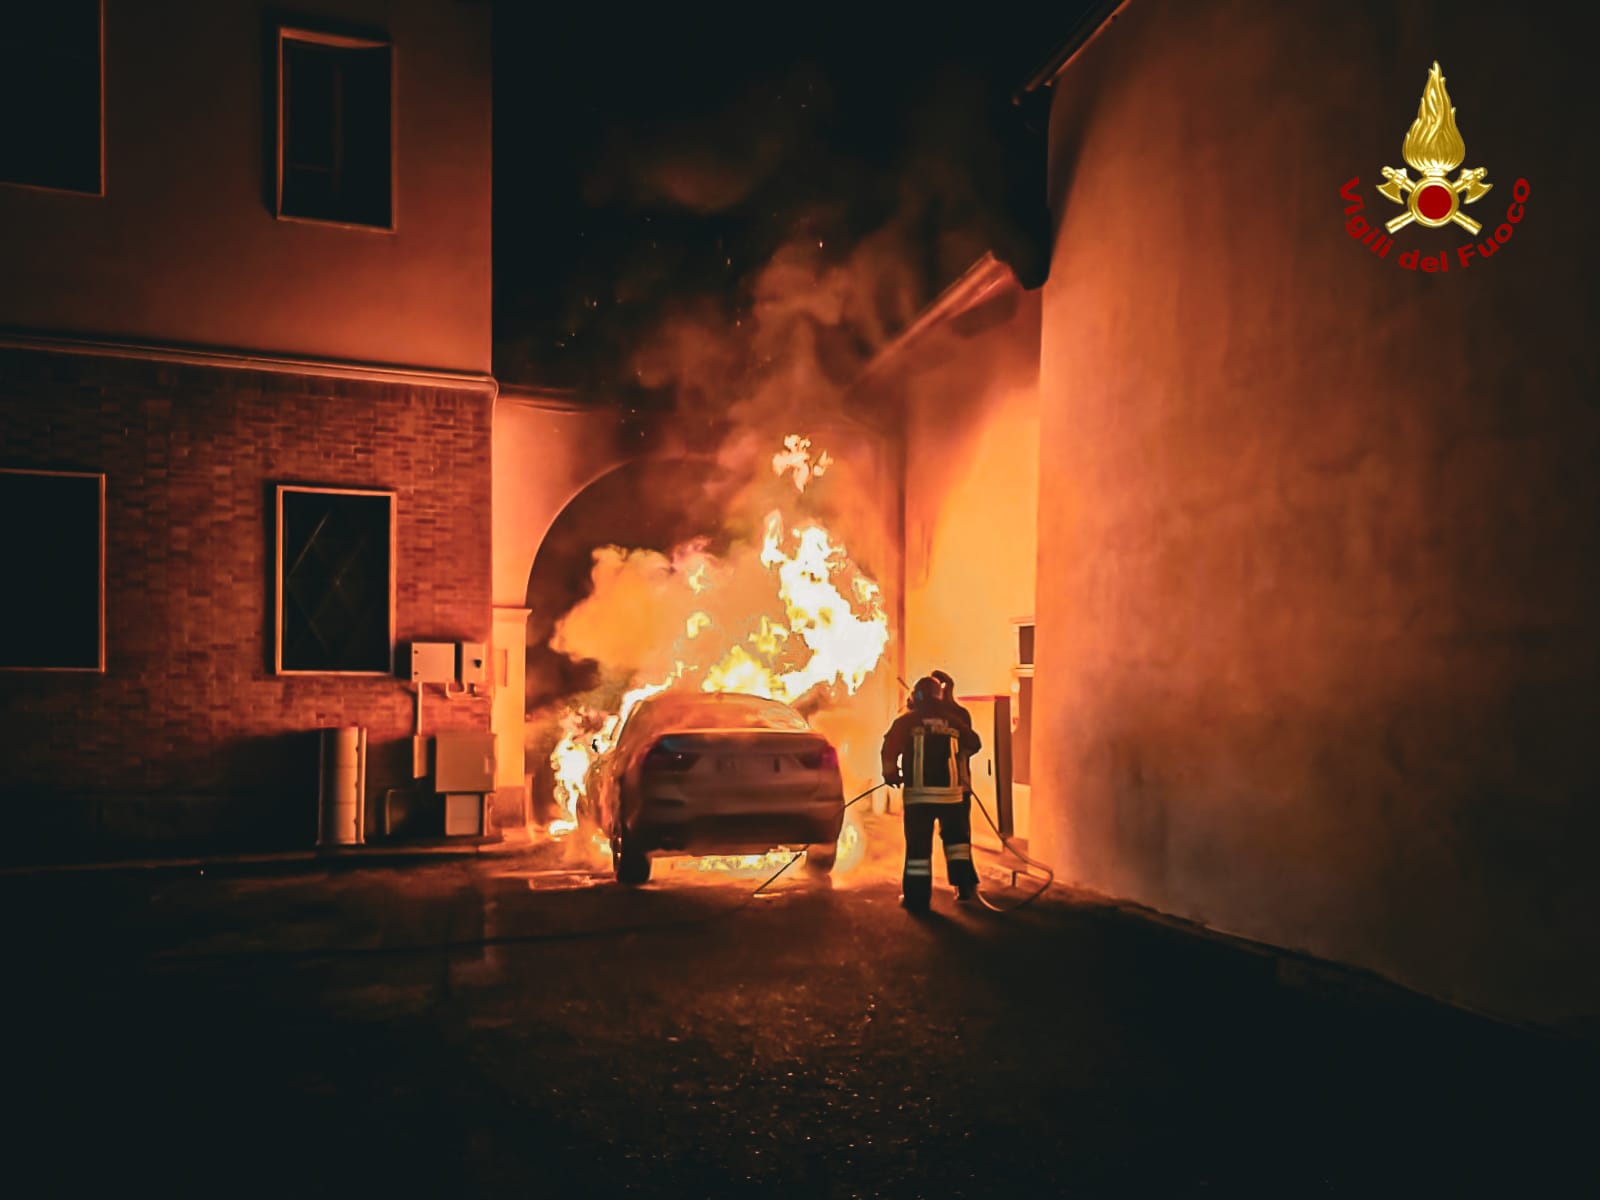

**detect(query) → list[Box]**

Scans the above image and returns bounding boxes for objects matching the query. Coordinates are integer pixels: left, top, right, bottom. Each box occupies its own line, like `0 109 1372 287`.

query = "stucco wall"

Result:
491 396 633 610
902 284 1040 701
1036 0 1599 1031
0 0 491 372
490 393 630 797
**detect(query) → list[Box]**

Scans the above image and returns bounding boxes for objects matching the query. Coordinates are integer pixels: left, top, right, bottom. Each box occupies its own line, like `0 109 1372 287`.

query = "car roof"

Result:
628 690 811 733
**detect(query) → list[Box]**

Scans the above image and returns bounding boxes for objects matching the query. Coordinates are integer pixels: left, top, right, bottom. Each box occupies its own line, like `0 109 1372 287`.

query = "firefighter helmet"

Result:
909 676 941 709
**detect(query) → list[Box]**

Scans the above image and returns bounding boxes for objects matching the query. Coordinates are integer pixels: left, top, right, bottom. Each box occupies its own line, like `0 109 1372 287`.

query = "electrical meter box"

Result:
458 641 487 687
410 642 455 684
435 730 494 838
435 730 495 792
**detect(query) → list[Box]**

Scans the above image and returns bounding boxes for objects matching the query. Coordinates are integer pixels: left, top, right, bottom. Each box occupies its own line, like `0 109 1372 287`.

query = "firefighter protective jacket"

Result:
881 702 982 805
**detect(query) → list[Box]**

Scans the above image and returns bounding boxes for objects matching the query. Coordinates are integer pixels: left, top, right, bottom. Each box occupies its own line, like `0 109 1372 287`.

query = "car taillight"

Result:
642 744 699 772
797 746 839 770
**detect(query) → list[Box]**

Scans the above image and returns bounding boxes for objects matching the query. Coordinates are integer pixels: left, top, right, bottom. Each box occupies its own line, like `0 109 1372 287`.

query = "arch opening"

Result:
521 454 741 825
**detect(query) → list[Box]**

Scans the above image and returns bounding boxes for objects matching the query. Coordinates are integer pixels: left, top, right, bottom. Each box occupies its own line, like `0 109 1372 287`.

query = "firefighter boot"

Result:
947 846 980 903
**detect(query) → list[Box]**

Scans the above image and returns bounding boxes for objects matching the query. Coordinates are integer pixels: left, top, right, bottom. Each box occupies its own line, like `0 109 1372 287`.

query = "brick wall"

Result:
0 348 492 860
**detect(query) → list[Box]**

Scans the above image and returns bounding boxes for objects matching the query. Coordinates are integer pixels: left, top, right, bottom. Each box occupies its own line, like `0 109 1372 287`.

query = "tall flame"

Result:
772 434 833 493
699 513 887 701
549 678 672 836
1402 61 1466 175
545 434 888 848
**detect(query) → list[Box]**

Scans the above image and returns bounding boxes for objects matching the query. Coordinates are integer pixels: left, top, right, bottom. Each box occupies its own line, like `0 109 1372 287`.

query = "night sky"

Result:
490 5 1104 397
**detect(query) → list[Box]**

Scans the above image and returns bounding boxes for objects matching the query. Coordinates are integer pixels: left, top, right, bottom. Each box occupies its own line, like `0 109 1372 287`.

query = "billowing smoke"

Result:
514 36 1034 826
550 540 781 688
567 49 1017 434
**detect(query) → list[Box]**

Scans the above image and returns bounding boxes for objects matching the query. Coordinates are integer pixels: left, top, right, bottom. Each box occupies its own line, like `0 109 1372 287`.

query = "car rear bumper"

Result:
629 798 843 856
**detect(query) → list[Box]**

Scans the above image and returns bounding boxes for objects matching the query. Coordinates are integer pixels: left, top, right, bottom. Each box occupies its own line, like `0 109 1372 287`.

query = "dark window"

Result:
1016 621 1035 667
0 2 102 194
276 487 394 673
0 470 104 671
278 31 391 227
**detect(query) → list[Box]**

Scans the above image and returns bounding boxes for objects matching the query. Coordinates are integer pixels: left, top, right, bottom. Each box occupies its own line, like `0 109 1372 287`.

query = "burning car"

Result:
582 690 845 884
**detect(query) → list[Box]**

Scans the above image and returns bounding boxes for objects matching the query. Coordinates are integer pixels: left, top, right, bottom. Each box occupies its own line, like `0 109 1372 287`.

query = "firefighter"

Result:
881 675 982 912
928 669 981 901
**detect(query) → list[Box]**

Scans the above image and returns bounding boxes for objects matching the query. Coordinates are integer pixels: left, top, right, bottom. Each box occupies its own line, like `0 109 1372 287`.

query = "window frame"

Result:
273 24 396 232
0 468 106 673
0 0 106 198
273 484 397 677
1011 617 1034 787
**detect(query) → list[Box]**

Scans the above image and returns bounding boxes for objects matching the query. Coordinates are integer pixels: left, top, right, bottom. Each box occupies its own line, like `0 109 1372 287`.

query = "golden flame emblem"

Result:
1376 62 1492 234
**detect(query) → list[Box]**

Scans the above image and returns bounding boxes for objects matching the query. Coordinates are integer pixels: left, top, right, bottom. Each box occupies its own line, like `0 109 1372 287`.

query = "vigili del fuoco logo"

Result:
1340 61 1529 272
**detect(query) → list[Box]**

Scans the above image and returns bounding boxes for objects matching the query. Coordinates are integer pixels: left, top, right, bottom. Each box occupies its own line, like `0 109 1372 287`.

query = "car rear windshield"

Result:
630 692 811 734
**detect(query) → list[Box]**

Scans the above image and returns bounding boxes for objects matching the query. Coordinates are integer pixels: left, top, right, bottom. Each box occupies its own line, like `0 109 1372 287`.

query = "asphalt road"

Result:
3 814 1593 1197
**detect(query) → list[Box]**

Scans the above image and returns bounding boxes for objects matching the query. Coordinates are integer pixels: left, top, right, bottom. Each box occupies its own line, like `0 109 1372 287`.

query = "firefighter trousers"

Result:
902 797 979 905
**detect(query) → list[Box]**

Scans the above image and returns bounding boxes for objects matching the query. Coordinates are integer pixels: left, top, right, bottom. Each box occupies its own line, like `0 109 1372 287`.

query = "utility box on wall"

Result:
960 695 1015 852
435 730 494 837
410 642 455 683
458 641 486 686
436 730 494 791
443 794 486 837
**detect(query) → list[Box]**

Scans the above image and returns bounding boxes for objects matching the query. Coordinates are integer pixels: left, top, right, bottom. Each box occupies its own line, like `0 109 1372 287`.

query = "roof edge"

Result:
1015 0 1133 98
496 382 591 412
850 252 1019 391
0 327 496 392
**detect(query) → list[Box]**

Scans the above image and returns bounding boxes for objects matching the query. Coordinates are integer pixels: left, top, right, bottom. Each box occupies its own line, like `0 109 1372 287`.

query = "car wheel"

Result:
804 841 837 873
612 832 652 885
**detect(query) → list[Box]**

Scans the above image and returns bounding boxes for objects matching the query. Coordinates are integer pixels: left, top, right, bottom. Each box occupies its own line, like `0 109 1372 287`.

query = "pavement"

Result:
3 811 1594 1196
0 826 527 878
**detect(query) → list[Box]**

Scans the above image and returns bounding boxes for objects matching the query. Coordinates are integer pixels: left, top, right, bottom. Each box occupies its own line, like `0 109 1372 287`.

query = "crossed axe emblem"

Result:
1377 166 1493 234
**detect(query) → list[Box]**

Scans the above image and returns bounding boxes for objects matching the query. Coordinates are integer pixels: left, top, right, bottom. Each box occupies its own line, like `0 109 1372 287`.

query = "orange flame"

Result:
697 512 887 700
687 807 865 876
771 433 833 493
545 434 889 846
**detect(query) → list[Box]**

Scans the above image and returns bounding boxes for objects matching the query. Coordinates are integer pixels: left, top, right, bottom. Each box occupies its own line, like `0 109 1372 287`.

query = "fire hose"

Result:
750 781 887 896
965 784 1055 912
154 782 1053 969
751 780 1055 912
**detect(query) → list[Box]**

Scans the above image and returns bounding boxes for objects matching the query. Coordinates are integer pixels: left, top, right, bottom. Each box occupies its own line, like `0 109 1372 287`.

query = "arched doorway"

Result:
521 454 741 823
